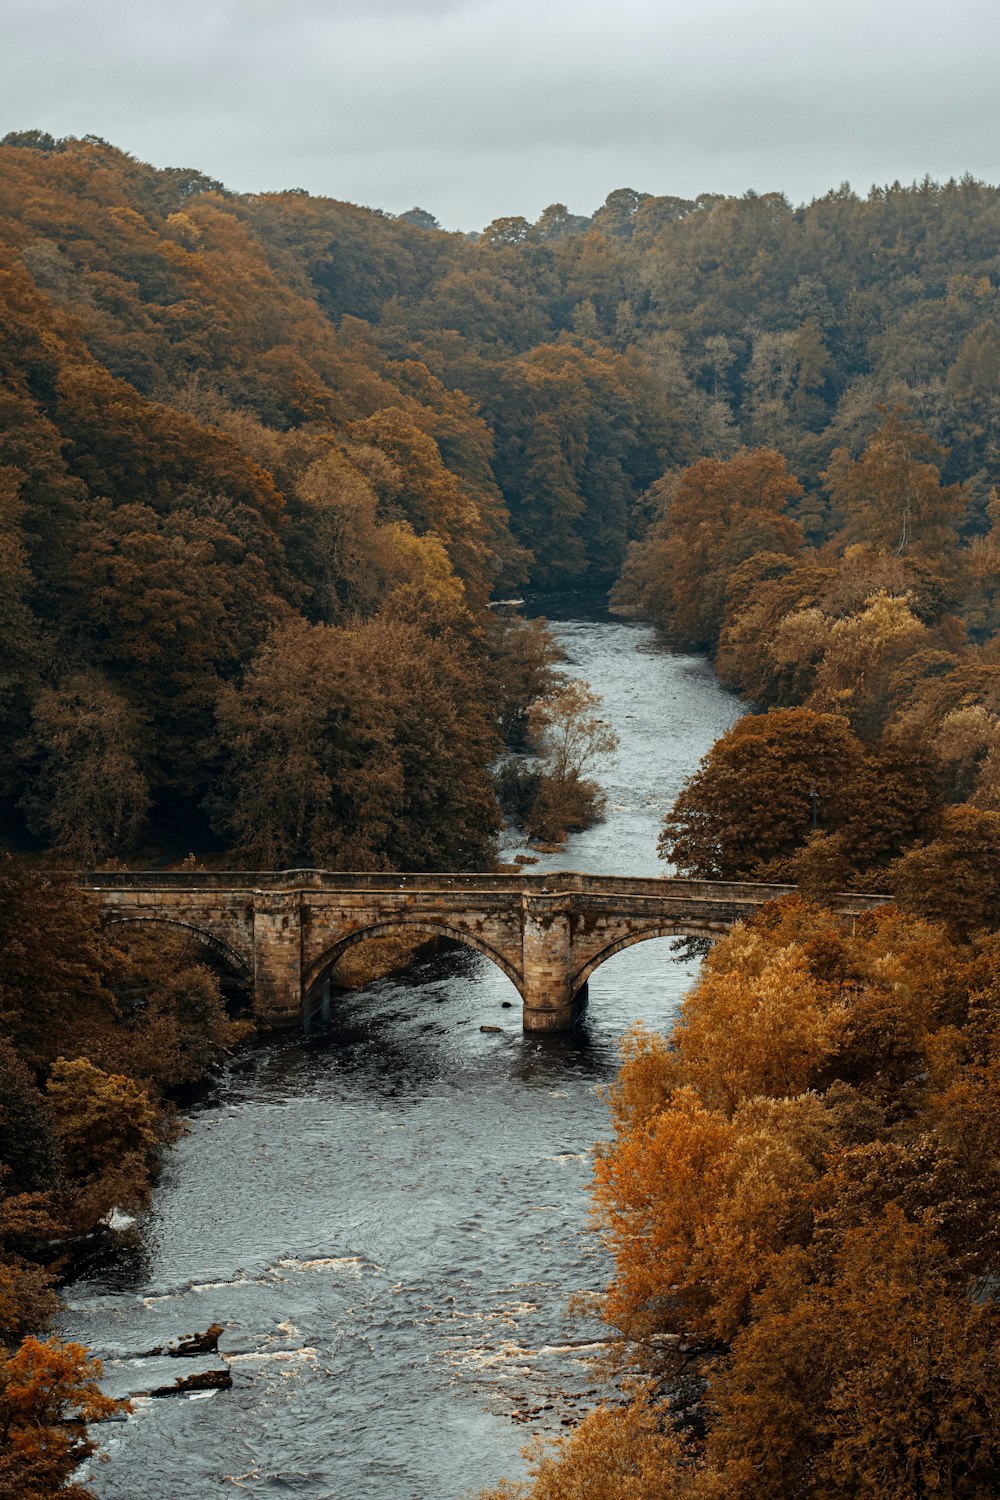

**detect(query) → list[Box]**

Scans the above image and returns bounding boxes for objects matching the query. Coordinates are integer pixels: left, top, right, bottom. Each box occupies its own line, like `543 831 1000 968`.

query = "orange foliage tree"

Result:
613 448 803 648
490 899 1000 1499
0 1336 126 1500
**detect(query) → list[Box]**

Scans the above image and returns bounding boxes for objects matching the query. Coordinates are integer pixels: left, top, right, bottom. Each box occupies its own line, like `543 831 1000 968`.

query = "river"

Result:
63 599 743 1500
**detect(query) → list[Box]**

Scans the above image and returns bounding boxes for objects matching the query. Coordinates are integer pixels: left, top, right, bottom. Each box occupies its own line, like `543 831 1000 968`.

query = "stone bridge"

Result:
80 870 890 1033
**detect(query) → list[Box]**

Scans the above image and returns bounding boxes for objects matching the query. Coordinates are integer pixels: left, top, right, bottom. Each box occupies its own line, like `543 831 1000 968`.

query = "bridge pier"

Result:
521 896 585 1033
252 891 303 1026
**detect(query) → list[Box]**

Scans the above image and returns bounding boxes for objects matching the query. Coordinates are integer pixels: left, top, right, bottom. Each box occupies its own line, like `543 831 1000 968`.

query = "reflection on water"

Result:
64 609 743 1500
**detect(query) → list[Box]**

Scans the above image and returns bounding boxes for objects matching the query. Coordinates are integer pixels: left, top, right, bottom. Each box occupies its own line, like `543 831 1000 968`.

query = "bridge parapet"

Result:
81 871 892 1032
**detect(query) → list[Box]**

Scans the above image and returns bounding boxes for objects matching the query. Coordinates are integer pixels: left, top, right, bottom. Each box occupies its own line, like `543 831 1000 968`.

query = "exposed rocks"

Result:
101 1323 233 1400
505 1381 606 1429
100 1353 232 1401
151 1366 233 1397
169 1322 225 1357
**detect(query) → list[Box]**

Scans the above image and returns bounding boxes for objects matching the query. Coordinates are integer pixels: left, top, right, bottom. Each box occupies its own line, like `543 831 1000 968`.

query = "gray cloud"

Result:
2 0 998 228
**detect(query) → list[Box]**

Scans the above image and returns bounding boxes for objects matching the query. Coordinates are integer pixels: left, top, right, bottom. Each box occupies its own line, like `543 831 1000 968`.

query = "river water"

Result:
63 601 742 1500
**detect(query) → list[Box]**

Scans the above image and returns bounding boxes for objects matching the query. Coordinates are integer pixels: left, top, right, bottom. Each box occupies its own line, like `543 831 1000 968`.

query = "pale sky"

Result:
1 0 998 230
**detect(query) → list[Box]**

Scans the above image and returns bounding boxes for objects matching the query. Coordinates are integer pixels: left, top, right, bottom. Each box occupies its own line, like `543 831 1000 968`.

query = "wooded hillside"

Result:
4 133 1000 1499
4 136 1000 866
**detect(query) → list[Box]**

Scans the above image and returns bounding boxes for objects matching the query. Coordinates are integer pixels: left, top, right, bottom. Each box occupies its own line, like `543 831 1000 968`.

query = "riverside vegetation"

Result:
483 414 1000 1497
0 132 999 1495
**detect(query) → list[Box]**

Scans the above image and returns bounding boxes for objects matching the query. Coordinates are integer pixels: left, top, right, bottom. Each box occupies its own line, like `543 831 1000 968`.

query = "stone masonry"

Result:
81 871 891 1033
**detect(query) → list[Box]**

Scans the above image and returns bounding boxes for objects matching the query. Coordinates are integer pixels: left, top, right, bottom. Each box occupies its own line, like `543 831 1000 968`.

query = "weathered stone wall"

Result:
95 888 255 980
81 873 891 1033
251 891 304 1024
521 894 575 1030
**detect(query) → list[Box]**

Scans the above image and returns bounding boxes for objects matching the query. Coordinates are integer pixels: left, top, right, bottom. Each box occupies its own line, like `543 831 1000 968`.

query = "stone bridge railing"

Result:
81 871 891 1032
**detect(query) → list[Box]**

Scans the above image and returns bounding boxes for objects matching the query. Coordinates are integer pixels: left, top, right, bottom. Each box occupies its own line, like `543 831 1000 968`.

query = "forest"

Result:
0 131 999 1495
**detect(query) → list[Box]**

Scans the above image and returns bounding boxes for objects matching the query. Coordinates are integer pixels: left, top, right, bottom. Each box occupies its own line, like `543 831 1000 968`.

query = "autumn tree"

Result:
498 899 998 1500
350 616 502 870
714 554 836 706
769 590 930 738
892 806 1000 935
0 861 236 1224
480 1392 695 1500
0 861 120 1071
963 485 1000 639
704 1212 1000 1499
823 408 965 562
520 681 619 842
592 896 969 1346
288 448 411 622
211 616 403 869
660 708 865 880
0 1337 126 1500
101 925 241 1091
0 1194 63 1350
212 615 501 870
347 406 497 603
613 449 803 649
18 673 150 863
483 614 560 749
0 1042 57 1198
662 704 943 884
45 1057 158 1181
0 467 43 798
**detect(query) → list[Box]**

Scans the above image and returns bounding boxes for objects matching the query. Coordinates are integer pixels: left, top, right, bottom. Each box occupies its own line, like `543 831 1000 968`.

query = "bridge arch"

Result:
101 914 254 982
304 920 525 1000
571 920 729 997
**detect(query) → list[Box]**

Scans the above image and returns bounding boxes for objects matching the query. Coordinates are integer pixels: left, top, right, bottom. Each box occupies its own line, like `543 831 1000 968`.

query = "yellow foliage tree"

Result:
45 1057 158 1183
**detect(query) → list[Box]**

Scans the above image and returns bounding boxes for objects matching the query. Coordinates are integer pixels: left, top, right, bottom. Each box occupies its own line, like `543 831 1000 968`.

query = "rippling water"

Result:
63 601 743 1500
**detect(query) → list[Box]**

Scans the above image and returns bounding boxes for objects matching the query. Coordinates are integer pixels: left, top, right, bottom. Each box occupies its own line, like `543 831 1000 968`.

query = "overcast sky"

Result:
2 0 998 230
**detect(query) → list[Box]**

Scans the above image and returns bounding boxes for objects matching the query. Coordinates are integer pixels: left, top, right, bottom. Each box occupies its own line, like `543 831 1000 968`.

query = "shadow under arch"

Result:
102 914 254 984
304 920 525 1002
571 921 729 997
